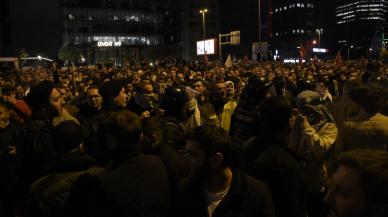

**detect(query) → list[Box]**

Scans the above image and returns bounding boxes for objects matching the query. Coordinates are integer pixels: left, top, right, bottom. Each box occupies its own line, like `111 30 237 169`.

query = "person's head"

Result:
160 85 186 118
212 80 227 102
225 81 235 98
141 117 164 152
26 81 63 117
0 100 11 129
272 76 287 96
324 150 388 217
15 84 25 99
258 96 293 137
243 75 272 105
98 111 142 160
348 86 384 115
192 79 206 94
186 125 234 182
100 79 128 109
85 86 102 110
52 120 84 156
316 78 330 96
296 90 335 129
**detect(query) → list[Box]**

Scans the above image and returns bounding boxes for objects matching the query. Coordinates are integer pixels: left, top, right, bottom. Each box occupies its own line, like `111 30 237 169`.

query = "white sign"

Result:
197 39 216 55
97 41 122 47
313 48 328 53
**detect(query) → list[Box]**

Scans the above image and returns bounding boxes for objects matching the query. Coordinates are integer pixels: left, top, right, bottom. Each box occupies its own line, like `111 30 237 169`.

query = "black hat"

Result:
100 79 124 103
26 81 54 109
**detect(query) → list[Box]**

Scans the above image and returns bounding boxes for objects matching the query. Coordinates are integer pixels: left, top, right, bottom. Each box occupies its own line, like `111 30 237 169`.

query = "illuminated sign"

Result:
197 39 216 55
97 41 122 47
313 48 328 53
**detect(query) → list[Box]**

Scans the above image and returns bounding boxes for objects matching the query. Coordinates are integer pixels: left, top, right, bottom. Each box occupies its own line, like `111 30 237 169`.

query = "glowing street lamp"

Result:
199 9 208 60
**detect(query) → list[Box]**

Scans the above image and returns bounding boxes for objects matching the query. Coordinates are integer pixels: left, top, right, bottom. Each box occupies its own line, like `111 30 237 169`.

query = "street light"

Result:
258 0 261 42
316 29 323 46
199 9 208 60
313 40 317 45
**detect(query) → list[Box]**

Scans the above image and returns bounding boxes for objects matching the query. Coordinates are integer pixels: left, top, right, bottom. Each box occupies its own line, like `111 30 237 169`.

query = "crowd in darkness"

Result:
0 57 387 217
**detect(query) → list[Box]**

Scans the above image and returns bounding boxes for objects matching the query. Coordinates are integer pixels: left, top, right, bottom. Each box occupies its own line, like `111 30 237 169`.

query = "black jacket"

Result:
172 168 275 217
66 153 170 217
0 121 22 154
28 152 104 217
244 138 306 217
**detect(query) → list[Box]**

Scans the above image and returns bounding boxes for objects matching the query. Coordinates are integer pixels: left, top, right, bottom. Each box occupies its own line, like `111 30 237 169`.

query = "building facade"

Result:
271 0 317 57
336 0 388 57
61 0 167 64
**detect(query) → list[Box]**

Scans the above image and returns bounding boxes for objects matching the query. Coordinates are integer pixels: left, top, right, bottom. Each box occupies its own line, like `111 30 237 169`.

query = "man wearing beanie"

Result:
29 120 104 217
100 79 128 112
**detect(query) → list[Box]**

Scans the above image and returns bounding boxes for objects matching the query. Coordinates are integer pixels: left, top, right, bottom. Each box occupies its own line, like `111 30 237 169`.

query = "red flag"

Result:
299 44 308 60
335 50 344 67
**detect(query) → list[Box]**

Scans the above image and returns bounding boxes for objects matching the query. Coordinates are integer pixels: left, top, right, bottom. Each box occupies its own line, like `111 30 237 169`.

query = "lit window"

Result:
297 3 300 7
301 4 305 7
69 14 75 20
280 8 282 11
301 29 305 33
88 16 93 20
275 9 278 12
292 30 295 33
114 16 119 20
284 6 287 10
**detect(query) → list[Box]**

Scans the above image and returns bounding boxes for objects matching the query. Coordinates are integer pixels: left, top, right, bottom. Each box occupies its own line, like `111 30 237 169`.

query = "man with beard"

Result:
212 81 237 133
173 125 275 217
127 81 161 118
100 79 128 113
324 150 388 217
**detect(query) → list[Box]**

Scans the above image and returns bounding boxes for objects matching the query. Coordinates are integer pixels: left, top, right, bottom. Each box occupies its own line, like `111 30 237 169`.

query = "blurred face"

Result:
177 73 185 81
15 86 24 99
114 87 128 108
144 84 153 95
316 82 327 95
193 81 205 93
324 166 366 217
214 83 226 100
226 82 234 96
0 105 10 129
127 83 133 94
49 88 64 113
86 88 102 110
185 140 208 180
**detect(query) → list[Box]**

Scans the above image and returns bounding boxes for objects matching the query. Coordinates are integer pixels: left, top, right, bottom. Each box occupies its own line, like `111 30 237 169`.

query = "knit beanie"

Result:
100 79 124 104
26 81 54 109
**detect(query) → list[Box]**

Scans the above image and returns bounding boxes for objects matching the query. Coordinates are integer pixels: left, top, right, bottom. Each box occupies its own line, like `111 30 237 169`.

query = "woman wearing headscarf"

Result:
289 90 338 217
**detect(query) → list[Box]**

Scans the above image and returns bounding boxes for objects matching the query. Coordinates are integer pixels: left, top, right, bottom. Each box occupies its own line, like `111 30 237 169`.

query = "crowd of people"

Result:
0 57 387 217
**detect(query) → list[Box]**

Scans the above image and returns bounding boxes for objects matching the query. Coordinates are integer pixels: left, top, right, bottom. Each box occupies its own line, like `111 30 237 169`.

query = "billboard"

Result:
197 39 216 55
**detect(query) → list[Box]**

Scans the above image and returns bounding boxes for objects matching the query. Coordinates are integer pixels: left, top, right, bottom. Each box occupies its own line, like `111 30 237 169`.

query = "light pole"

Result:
316 28 323 59
258 0 261 42
199 9 208 60
348 45 354 60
